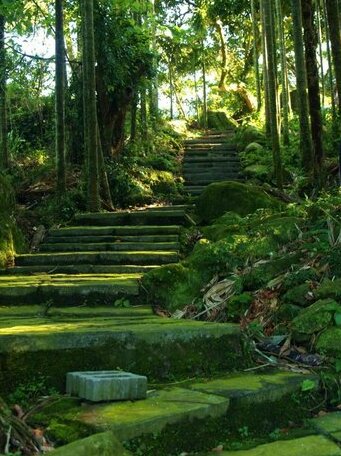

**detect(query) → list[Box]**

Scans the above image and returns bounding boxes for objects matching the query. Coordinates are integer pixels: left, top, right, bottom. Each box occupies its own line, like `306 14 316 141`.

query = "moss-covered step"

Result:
51 432 132 456
189 370 318 432
0 310 244 393
2 264 159 275
48 225 181 237
38 241 180 253
183 161 240 170
0 273 140 306
184 156 240 163
309 412 341 442
15 251 179 266
73 210 190 227
44 234 179 244
217 435 341 456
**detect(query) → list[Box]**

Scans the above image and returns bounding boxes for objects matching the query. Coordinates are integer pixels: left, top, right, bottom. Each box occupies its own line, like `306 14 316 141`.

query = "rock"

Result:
292 299 341 335
317 328 341 357
235 125 266 152
196 182 281 223
206 110 238 130
244 142 264 152
317 279 341 301
282 283 312 307
51 431 131 456
244 164 269 181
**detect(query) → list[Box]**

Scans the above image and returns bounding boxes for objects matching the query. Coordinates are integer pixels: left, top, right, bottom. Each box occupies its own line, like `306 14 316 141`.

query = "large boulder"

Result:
196 181 281 223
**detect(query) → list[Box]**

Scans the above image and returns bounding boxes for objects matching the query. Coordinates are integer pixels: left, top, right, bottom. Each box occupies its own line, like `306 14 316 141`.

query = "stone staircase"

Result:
183 130 242 196
0 205 192 306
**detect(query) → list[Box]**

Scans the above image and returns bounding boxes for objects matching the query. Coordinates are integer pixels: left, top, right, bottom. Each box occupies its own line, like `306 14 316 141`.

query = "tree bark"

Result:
263 0 283 188
251 0 262 111
215 18 229 91
260 0 271 140
55 0 66 194
82 0 100 212
301 0 324 175
291 0 313 171
0 13 8 170
325 0 341 113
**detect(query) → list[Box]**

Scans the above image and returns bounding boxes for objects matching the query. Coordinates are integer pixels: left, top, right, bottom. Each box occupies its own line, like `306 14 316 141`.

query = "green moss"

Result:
317 328 341 357
196 182 282 223
203 212 242 241
291 299 341 335
227 293 253 321
235 125 266 152
317 279 341 301
328 249 341 277
244 164 269 181
206 110 237 130
282 283 312 307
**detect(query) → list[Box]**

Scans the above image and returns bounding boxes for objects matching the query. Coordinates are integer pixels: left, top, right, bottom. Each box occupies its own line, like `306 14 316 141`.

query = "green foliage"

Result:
8 376 58 410
36 189 86 226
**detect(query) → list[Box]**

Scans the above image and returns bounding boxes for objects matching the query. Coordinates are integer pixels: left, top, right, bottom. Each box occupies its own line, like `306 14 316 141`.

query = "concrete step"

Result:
44 234 179 244
0 306 244 393
16 251 179 266
48 225 181 237
29 370 318 455
0 273 141 306
73 210 189 227
1 264 160 275
38 242 180 253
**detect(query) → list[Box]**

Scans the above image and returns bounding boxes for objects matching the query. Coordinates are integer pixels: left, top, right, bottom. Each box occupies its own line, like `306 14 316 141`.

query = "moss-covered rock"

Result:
328 248 341 277
236 125 266 152
317 328 341 357
291 299 341 335
206 110 237 130
244 164 269 181
196 182 281 223
282 283 312 307
276 304 302 322
203 212 242 241
317 279 341 302
51 432 132 456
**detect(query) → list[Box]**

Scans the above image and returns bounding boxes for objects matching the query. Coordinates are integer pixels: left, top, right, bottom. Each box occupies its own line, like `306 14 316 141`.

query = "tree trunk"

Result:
202 40 208 129
260 0 271 140
130 90 138 142
291 0 313 171
316 1 325 107
0 13 8 170
215 18 229 91
325 0 341 113
140 83 148 142
301 0 324 176
82 0 100 212
263 0 283 188
55 0 66 194
251 0 262 111
276 0 290 145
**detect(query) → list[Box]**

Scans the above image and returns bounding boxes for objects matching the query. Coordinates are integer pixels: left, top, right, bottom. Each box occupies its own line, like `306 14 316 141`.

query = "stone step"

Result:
73 210 189 227
184 151 238 158
30 370 318 455
183 161 240 170
0 273 141 306
38 241 180 253
48 225 181 237
15 251 179 266
184 157 240 164
184 176 241 185
1 264 160 275
185 137 233 145
183 169 240 178
0 306 244 393
219 436 341 456
185 144 237 151
44 234 179 244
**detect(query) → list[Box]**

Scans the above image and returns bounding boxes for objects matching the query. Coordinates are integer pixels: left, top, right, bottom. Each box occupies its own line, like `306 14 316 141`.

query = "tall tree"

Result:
0 11 8 170
291 0 313 171
301 0 324 175
325 0 341 113
260 0 271 140
82 0 100 212
263 0 283 187
251 0 262 111
276 0 290 145
55 0 66 194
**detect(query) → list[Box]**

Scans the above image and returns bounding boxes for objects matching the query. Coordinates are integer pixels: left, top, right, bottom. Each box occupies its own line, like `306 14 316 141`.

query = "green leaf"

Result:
335 313 341 327
335 359 341 373
301 379 316 392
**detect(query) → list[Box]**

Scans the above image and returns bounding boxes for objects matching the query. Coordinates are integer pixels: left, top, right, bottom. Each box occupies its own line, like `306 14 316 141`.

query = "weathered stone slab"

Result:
66 370 147 402
51 431 131 456
219 435 341 455
310 411 341 441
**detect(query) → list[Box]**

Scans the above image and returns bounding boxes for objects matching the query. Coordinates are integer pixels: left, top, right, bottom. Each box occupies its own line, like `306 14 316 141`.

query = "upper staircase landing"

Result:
183 130 242 196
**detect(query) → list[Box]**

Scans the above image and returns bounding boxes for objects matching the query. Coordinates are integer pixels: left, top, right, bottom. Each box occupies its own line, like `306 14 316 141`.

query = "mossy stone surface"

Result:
310 412 341 439
196 182 281 223
77 387 229 441
217 435 341 456
282 284 311 307
292 299 341 335
317 279 341 301
317 328 341 356
51 432 132 456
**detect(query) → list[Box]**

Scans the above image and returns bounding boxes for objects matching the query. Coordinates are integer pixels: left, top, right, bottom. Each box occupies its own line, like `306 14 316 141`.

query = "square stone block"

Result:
66 370 147 402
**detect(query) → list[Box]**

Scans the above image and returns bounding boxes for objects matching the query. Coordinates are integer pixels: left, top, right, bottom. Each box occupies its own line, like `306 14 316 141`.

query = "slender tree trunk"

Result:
149 0 159 124
251 0 262 111
291 0 313 171
202 40 208 129
301 0 324 175
55 0 66 194
140 83 148 142
0 13 8 170
96 123 113 210
316 2 325 107
215 18 229 91
263 0 283 187
169 62 174 120
276 0 290 145
325 0 341 113
260 0 271 140
130 90 138 142
323 0 338 124
82 0 100 212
